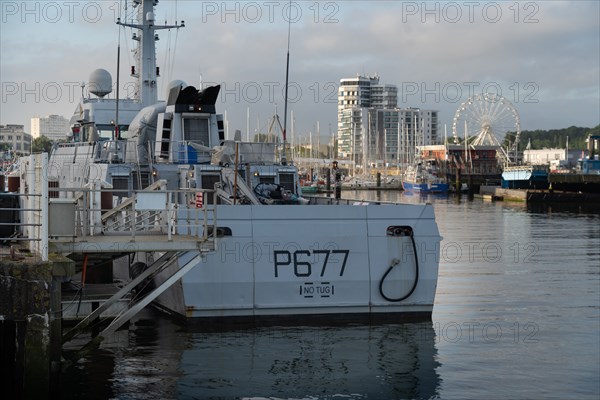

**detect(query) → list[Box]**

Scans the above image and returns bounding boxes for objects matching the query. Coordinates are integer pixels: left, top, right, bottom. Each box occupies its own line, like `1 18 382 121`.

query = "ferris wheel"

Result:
452 93 521 164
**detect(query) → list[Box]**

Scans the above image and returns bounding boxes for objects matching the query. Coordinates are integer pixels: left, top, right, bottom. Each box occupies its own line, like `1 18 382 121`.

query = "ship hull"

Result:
501 168 549 190
402 181 449 194
170 204 441 320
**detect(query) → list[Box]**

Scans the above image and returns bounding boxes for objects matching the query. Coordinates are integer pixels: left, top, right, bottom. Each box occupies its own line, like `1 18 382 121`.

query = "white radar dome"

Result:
88 69 113 98
166 79 187 98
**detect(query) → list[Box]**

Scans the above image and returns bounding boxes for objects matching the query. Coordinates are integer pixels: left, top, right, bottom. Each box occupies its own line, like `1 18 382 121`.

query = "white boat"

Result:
40 0 442 324
343 175 378 188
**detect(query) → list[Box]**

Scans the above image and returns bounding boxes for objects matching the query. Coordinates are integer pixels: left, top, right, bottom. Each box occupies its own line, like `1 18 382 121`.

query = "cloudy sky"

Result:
1 0 599 140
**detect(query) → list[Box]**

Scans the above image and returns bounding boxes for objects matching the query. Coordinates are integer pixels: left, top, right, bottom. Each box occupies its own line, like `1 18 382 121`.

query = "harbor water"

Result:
60 193 600 400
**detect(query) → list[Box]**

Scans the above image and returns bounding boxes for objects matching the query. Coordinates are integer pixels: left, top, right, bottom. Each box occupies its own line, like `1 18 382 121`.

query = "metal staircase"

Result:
17 154 218 350
55 180 218 343
62 251 188 343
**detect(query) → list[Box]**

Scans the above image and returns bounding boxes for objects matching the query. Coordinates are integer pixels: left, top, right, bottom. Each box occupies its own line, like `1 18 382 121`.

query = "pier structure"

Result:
1 153 217 398
478 185 600 203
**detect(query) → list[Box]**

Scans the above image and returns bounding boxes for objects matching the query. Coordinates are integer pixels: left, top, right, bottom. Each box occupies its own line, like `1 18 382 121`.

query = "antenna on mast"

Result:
115 6 123 140
116 0 184 107
281 0 292 165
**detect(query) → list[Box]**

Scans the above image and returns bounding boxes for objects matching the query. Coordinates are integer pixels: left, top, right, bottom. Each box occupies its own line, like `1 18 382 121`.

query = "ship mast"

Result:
281 0 293 165
117 0 184 107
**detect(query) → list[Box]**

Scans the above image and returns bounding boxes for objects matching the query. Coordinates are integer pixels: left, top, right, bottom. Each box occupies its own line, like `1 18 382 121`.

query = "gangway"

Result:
62 251 186 342
13 154 218 346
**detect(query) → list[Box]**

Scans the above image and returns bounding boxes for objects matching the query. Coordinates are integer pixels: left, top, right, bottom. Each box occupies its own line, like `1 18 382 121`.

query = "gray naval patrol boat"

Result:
44 0 442 328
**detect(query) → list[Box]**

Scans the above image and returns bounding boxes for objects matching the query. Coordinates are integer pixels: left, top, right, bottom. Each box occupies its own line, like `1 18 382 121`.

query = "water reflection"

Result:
525 201 600 215
59 194 600 399
60 349 117 400
61 316 187 400
61 319 441 400
178 322 440 399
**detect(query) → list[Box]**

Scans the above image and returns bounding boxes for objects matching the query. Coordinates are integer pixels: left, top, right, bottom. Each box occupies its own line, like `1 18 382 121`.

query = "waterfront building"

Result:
31 114 70 141
523 148 580 168
370 83 398 109
337 108 368 163
0 124 32 155
418 144 502 189
337 75 390 162
337 75 438 168
368 108 439 167
338 75 381 112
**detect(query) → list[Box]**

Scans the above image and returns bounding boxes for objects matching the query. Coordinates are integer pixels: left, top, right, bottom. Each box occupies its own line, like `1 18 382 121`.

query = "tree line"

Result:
504 125 600 150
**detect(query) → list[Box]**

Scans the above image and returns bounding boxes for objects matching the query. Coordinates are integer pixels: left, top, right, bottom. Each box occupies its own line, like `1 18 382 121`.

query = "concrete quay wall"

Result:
0 254 74 399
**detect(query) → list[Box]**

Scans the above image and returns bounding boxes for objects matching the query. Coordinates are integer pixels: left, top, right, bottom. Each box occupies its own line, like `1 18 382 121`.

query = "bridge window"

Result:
200 173 220 204
259 176 275 185
278 173 295 192
184 118 210 146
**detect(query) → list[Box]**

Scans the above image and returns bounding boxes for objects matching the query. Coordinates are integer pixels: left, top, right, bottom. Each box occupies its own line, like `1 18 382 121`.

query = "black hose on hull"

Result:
379 229 419 302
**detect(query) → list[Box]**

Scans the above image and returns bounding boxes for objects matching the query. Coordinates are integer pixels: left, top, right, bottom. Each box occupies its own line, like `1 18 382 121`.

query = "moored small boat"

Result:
402 160 449 194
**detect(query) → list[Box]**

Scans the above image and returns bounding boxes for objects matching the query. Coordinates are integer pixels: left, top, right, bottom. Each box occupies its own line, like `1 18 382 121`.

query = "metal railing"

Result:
2 153 218 260
0 193 42 242
52 180 217 244
0 154 48 260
